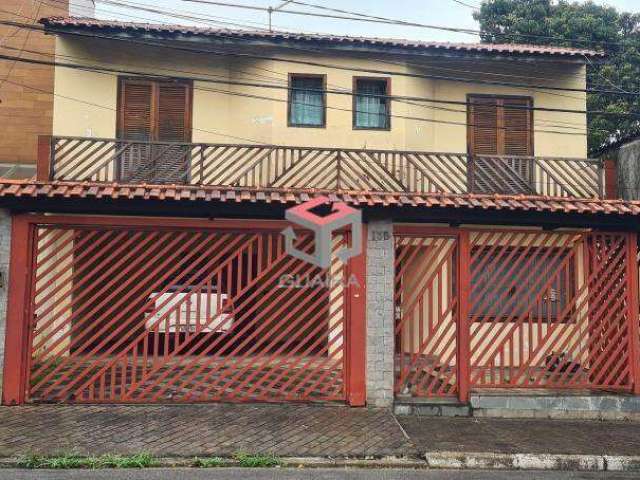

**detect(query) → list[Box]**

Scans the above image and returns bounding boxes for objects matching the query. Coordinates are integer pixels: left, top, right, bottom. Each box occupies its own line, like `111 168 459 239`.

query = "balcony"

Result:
38 136 606 199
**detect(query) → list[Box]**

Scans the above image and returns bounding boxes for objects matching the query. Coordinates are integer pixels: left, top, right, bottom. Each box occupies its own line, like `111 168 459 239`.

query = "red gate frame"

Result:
394 225 640 403
2 214 367 406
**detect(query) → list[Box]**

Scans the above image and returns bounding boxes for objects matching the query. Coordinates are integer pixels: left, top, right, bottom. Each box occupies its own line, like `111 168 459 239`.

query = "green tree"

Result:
473 0 640 152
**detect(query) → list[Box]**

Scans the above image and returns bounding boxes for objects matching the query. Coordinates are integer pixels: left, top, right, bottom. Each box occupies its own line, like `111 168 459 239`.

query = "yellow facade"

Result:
53 35 588 158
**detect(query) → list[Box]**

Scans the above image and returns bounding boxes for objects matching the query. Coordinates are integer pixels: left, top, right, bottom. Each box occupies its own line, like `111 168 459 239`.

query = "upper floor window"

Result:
467 95 533 156
288 74 326 128
353 78 390 130
467 95 534 194
117 78 192 182
118 78 192 143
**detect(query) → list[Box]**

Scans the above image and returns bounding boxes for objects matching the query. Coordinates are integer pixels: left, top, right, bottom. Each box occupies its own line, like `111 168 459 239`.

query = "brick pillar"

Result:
366 219 395 407
0 210 13 398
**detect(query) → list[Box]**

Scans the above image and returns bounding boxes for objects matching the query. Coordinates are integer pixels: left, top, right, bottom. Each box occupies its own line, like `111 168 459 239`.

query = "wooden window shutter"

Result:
468 96 534 194
158 83 192 142
155 83 192 182
468 97 499 155
118 79 192 142
503 97 533 157
119 81 153 141
468 96 533 156
117 79 192 182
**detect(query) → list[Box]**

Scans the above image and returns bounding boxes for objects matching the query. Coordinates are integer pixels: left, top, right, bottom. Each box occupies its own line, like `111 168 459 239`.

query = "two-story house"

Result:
0 17 638 417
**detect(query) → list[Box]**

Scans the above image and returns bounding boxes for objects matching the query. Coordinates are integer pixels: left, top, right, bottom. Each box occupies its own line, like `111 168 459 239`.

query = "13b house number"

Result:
369 231 391 242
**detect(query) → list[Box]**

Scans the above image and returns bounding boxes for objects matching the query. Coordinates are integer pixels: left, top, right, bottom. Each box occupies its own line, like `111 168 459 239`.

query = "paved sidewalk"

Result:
2 405 640 460
397 416 640 457
0 404 414 458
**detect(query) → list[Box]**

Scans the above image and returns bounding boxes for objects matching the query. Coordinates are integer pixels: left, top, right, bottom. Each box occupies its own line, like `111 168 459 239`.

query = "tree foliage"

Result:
473 0 640 153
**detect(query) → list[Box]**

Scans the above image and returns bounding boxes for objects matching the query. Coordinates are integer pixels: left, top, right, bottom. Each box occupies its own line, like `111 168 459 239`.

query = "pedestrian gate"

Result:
394 228 640 401
12 218 359 404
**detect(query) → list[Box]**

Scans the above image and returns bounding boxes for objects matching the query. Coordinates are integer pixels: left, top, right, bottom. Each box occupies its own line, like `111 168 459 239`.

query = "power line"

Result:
22 19 637 98
179 0 480 35
0 15 635 125
46 0 277 31
0 49 623 121
0 0 31 46
2 10 631 130
8 75 600 166
0 32 598 132
97 0 272 31
32 0 640 54
4 18 637 126
0 52 599 137
0 41 595 132
70 0 640 97
13 0 623 97
289 0 640 53
177 0 625 51
0 0 44 90
83 1 624 101
4 77 267 143
448 0 479 9
8 1 591 99
2 1 630 146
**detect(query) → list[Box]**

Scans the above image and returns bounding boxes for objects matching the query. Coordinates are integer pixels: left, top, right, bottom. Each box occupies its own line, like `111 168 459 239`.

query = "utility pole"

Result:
268 0 294 32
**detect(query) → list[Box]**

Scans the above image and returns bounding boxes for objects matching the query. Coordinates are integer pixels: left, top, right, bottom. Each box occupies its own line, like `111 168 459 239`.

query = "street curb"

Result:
0 457 427 470
2 454 640 471
424 452 640 472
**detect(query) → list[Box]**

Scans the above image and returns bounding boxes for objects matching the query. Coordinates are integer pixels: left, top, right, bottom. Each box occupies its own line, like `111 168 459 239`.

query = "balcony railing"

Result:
38 136 605 199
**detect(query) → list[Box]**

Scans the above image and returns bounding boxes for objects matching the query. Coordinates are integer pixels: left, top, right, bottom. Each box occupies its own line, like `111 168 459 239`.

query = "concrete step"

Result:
471 393 640 420
394 393 640 420
394 397 471 417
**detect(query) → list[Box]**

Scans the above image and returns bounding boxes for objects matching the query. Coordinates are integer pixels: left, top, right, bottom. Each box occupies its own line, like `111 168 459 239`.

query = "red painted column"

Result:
457 230 471 403
2 215 34 405
36 135 52 181
626 232 640 395
346 224 367 407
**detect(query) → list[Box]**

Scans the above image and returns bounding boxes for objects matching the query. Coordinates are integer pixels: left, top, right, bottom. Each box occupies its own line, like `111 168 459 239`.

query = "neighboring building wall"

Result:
52 36 588 158
0 0 68 166
366 219 395 407
68 0 95 17
0 209 12 397
616 139 640 200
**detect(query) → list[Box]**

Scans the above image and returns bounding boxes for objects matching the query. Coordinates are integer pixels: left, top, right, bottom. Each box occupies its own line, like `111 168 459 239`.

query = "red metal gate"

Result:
394 232 459 398
395 227 640 401
5 216 365 405
468 230 635 391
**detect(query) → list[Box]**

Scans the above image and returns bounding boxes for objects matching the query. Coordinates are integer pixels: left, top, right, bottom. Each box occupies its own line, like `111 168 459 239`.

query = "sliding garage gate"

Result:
394 227 640 401
5 217 364 405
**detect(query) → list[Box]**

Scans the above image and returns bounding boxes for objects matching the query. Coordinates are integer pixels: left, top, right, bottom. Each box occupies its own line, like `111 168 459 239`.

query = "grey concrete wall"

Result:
365 219 395 407
471 394 640 421
0 209 11 397
618 139 640 200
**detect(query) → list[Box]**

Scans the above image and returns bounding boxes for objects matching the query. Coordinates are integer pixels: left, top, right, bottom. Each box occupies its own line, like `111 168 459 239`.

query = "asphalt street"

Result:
0 469 637 480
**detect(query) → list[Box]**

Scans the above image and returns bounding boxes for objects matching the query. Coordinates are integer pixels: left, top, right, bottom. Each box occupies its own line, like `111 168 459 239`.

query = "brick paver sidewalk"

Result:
0 404 415 458
397 416 640 457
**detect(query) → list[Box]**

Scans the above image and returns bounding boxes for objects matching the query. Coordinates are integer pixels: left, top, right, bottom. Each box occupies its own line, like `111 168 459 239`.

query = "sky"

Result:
94 0 640 43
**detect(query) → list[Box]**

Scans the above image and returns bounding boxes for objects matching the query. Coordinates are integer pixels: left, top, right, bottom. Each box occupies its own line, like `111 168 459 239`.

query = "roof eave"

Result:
40 20 604 63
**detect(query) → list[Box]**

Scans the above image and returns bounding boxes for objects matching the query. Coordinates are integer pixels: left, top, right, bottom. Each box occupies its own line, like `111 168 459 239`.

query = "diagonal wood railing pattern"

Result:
44 136 604 198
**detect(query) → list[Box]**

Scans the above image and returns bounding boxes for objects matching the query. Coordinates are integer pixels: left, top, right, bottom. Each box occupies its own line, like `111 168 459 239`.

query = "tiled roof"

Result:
40 17 604 59
0 180 638 216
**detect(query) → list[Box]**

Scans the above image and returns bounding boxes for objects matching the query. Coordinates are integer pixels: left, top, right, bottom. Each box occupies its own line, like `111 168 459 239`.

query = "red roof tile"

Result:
0 179 638 216
40 17 604 59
